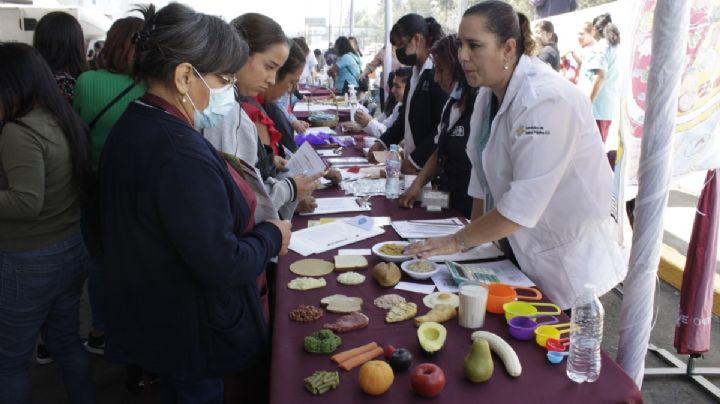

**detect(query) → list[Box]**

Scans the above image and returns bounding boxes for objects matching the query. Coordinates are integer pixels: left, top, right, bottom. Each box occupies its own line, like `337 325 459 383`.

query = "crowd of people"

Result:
0 1 626 403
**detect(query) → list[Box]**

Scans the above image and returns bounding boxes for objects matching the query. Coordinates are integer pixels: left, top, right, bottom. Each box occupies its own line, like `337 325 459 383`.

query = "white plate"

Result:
371 241 412 262
400 259 439 280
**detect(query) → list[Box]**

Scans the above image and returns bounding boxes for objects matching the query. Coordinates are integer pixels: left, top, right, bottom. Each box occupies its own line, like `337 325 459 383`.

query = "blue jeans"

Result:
161 376 223 404
0 234 95 404
87 258 105 333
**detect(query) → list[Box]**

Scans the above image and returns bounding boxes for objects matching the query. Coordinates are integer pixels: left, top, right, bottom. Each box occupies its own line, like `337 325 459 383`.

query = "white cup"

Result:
458 282 489 328
364 137 377 148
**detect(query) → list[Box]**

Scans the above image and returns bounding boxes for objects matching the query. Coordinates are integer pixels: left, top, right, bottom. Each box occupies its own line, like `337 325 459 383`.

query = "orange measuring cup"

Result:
486 283 543 314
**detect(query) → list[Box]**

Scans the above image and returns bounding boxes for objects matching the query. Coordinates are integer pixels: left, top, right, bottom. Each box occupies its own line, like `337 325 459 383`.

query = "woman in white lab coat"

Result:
406 1 627 309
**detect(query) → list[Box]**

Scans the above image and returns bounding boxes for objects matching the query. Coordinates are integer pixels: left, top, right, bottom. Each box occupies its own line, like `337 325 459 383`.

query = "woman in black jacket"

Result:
96 4 290 402
368 13 449 174
399 34 477 218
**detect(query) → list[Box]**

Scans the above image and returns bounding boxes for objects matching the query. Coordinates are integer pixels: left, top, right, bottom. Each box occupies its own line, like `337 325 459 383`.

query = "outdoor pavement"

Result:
29 175 720 403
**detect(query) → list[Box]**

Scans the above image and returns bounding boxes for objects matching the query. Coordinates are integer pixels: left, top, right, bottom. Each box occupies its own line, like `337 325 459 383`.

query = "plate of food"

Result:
400 259 439 280
371 241 411 262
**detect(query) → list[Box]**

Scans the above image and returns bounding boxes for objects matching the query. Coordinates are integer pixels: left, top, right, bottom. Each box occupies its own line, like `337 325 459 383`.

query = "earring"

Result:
182 95 187 103
503 64 509 70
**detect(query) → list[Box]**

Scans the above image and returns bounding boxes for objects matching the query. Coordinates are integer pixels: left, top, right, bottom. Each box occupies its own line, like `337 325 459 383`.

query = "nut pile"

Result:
289 304 324 322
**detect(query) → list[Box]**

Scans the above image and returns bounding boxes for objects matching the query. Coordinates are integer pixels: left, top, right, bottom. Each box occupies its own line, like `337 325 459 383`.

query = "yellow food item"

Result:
385 302 418 323
378 243 405 256
372 262 401 288
414 304 457 325
417 322 447 354
358 360 394 396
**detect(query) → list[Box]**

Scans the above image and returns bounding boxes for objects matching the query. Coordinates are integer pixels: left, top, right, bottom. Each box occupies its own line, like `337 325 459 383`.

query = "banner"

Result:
618 0 720 202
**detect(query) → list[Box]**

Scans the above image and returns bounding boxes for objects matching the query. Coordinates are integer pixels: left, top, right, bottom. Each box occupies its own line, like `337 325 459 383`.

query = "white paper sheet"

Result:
304 126 336 135
316 149 338 157
427 243 504 262
286 141 327 176
430 265 459 293
299 197 371 216
338 249 372 256
391 218 465 239
293 103 352 113
394 282 436 295
288 220 385 256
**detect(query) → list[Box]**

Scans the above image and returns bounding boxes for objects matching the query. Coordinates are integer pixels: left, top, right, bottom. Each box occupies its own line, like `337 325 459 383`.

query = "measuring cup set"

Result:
486 283 572 364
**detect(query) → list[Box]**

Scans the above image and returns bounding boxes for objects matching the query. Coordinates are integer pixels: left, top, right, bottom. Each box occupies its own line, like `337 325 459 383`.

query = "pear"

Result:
464 337 494 383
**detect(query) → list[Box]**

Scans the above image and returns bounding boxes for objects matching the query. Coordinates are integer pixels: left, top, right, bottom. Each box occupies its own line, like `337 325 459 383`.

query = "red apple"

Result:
410 363 446 397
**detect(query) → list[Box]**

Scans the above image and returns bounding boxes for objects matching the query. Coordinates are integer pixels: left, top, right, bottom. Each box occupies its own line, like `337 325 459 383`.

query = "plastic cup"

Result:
458 282 489 328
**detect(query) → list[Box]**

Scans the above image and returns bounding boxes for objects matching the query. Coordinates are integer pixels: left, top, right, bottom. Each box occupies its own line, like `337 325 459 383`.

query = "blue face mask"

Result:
187 67 237 129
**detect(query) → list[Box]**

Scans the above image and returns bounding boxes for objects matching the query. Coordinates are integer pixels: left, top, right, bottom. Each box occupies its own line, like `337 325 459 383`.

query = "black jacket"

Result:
97 101 282 380
379 66 448 168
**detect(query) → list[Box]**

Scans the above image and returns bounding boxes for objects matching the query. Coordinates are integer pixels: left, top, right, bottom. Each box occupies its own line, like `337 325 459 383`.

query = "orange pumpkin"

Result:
358 360 394 395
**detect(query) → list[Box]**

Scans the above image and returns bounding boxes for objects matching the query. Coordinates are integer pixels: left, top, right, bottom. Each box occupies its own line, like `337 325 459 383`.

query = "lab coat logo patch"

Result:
451 126 465 137
515 125 550 136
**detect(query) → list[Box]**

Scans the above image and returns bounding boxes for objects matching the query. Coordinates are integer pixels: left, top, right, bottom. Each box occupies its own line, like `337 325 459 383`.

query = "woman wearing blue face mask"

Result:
95 4 291 402
367 13 449 174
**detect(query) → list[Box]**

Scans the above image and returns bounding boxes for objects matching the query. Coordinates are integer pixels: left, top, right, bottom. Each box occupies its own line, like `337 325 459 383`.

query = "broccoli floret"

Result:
304 329 342 354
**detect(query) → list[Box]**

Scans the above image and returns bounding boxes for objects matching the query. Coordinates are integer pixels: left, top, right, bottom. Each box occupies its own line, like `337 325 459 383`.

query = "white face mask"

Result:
186 66 237 129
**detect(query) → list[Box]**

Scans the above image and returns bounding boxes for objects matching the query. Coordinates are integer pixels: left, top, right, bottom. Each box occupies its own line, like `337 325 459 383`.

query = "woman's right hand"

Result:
268 219 292 256
293 171 324 199
367 141 386 164
354 110 372 127
398 183 421 208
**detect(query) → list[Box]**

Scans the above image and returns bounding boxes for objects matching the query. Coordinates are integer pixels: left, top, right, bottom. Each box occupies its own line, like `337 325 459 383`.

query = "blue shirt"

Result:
334 52 361 92
582 39 619 120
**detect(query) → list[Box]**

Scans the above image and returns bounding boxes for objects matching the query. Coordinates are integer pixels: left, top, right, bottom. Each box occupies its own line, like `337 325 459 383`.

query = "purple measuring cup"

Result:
507 315 559 341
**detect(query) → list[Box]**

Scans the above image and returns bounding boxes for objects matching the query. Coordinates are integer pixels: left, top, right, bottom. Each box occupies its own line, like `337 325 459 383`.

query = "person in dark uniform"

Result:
399 34 477 219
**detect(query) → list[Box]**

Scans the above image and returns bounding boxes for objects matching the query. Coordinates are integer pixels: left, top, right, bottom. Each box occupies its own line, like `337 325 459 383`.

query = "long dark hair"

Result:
430 34 474 109
133 4 247 83
231 13 288 55
33 11 88 77
334 36 356 57
0 43 93 203
390 14 444 48
464 1 537 59
98 17 144 74
536 20 558 45
277 39 306 81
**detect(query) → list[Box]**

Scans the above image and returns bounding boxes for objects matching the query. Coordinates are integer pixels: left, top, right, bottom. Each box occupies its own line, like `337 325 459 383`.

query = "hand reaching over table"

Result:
292 119 310 134
404 235 462 259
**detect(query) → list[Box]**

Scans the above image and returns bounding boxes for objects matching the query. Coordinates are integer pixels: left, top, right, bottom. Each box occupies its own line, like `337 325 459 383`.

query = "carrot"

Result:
330 342 379 364
338 346 384 371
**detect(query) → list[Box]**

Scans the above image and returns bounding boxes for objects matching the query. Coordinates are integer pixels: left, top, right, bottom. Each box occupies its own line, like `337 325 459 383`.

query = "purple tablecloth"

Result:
268 147 643 403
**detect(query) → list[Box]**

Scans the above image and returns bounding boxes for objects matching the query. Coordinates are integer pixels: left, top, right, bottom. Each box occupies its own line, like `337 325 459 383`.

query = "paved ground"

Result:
29 175 720 403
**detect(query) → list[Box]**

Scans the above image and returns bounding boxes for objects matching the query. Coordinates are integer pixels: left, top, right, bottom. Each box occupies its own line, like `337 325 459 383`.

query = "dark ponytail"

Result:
591 13 620 45
603 23 620 46
424 17 444 47
516 12 537 56
464 1 536 59
390 13 445 48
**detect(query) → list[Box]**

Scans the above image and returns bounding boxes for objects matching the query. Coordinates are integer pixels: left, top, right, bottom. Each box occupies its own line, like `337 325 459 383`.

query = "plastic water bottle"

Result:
348 84 358 123
566 283 604 383
385 144 401 199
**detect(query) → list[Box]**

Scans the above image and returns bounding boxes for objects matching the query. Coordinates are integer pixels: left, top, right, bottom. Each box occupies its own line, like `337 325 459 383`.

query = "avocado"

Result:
464 338 494 383
417 322 447 354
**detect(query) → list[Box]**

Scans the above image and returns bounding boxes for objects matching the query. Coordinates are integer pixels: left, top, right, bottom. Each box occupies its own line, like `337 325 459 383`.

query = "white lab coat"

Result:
466 55 628 309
